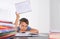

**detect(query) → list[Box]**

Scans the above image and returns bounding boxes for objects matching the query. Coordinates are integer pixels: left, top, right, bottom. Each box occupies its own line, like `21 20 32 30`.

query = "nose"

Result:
22 25 24 26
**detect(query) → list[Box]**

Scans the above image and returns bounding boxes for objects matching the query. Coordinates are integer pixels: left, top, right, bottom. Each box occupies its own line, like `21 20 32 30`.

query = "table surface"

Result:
15 33 49 39
14 36 48 39
15 32 48 36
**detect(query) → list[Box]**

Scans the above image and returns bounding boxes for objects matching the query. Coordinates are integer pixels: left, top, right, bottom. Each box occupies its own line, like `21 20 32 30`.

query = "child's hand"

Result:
30 29 39 34
16 12 20 18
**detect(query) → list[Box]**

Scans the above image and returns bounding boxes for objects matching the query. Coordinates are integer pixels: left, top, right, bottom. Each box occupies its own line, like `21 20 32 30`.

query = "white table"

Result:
15 33 48 39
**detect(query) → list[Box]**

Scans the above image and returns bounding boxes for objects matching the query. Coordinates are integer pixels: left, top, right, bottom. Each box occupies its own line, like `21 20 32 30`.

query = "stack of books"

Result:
49 32 60 39
0 20 16 38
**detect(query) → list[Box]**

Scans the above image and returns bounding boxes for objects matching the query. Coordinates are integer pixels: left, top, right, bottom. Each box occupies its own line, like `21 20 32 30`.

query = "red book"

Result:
0 34 15 39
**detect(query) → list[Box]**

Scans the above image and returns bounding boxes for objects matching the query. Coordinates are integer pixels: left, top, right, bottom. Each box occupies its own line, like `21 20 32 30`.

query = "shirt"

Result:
17 26 31 32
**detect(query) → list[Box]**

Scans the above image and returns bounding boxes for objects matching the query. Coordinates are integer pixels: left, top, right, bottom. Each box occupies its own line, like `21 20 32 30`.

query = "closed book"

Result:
0 23 14 27
0 26 15 30
0 20 12 24
0 31 15 37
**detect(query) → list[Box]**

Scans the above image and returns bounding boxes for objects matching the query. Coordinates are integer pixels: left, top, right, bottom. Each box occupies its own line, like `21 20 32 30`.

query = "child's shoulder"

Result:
27 26 31 31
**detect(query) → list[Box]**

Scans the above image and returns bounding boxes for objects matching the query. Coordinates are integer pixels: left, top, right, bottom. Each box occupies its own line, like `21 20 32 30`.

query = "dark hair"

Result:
19 18 29 25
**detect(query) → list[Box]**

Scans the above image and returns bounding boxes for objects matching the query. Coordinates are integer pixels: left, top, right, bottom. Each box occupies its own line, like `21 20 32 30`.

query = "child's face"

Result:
19 22 28 31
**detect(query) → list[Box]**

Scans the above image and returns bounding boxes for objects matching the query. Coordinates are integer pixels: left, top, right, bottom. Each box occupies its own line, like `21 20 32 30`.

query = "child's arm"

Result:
14 12 20 32
14 12 20 26
30 28 39 34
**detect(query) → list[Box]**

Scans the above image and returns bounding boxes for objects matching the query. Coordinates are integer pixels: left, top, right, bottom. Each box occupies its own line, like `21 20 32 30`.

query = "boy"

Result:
14 12 39 34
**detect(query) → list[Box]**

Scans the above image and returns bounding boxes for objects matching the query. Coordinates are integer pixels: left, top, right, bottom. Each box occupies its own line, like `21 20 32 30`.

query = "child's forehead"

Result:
19 25 28 27
20 22 27 24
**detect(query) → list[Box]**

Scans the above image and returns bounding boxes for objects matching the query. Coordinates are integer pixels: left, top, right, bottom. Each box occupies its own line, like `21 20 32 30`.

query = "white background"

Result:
0 0 50 33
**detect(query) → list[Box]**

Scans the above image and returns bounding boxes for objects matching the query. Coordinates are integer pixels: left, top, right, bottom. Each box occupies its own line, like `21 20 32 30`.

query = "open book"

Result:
15 32 39 36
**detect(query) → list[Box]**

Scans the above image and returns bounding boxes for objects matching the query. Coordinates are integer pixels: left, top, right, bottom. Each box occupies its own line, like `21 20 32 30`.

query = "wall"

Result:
0 0 50 33
50 0 60 32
